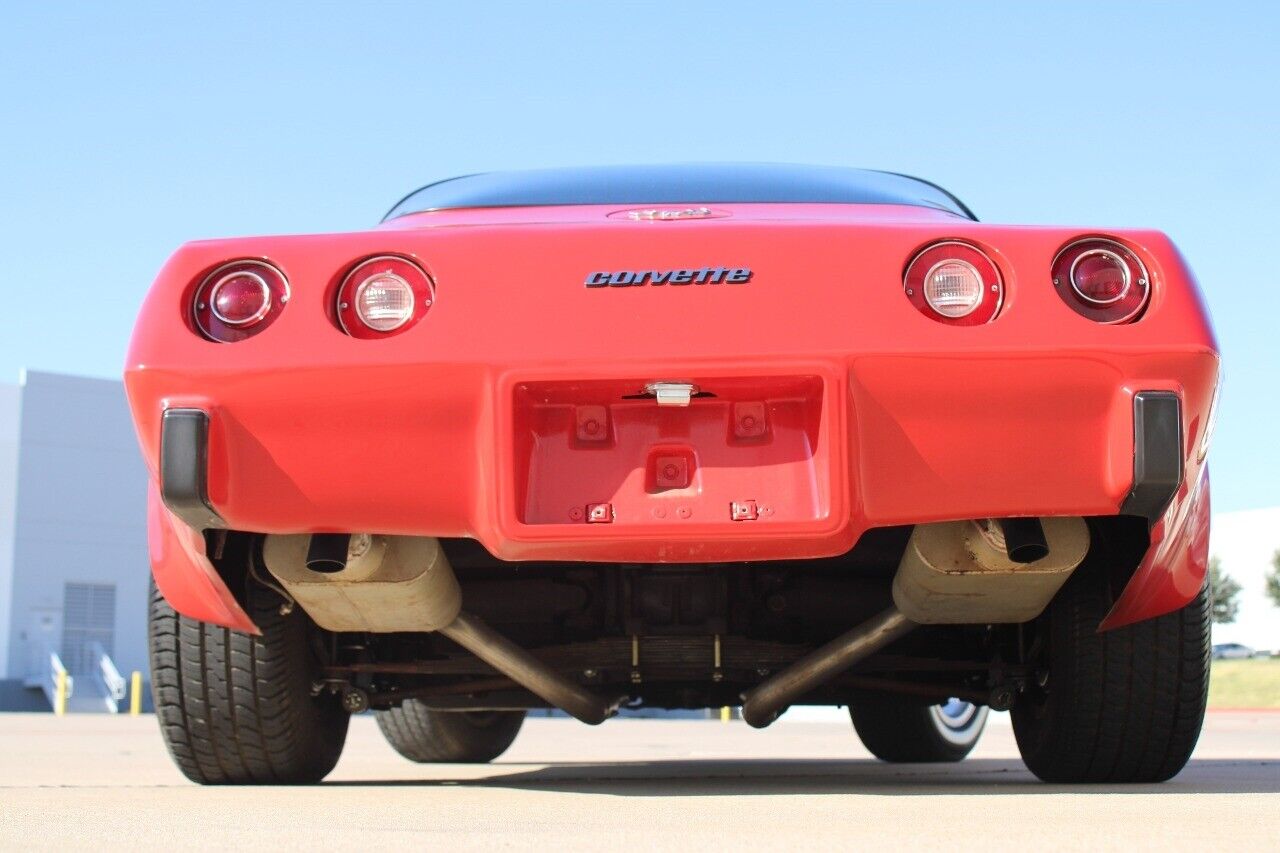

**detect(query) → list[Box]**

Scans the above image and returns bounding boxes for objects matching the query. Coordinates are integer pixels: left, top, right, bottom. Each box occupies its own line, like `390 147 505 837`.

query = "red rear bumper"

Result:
134 348 1215 636
131 349 1215 558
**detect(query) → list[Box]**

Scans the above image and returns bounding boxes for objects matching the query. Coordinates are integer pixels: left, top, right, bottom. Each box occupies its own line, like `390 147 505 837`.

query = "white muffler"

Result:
892 517 1090 624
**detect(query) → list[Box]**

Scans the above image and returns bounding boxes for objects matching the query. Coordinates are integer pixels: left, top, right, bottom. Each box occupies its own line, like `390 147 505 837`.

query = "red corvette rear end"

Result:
126 165 1219 784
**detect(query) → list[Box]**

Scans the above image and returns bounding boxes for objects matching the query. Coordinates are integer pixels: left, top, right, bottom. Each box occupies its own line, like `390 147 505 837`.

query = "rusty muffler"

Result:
892 517 1089 624
263 534 621 725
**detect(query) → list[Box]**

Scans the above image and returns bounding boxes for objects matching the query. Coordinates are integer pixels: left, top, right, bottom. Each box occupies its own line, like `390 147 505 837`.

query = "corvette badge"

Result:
585 267 752 287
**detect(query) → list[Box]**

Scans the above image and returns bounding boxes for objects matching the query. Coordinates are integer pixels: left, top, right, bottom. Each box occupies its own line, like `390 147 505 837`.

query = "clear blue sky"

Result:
1 2 1276 511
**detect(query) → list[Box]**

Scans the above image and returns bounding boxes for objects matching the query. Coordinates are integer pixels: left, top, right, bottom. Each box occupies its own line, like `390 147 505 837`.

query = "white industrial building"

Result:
0 371 149 711
0 369 1274 712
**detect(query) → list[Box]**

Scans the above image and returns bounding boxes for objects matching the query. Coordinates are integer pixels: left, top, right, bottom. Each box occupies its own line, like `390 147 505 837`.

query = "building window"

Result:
61 582 116 674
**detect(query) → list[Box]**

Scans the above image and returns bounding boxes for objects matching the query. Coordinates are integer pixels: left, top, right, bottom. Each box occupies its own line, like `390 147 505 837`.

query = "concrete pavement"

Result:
1 710 1277 850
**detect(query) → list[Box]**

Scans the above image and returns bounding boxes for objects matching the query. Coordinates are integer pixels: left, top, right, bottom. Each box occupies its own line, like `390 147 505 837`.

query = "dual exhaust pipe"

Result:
266 516 1086 728
740 607 914 728
438 612 621 725
741 516 1086 727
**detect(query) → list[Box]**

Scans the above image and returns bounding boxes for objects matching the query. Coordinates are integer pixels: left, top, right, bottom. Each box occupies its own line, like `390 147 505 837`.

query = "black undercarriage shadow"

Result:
320 757 1280 796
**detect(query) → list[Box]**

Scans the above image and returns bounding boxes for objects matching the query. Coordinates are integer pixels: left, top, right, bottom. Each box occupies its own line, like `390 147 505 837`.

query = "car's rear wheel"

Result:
376 702 525 763
148 576 349 785
850 697 989 762
1011 568 1210 783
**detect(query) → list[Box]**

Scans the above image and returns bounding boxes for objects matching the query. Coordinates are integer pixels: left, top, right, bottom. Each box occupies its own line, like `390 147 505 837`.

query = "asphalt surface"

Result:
2 710 1277 850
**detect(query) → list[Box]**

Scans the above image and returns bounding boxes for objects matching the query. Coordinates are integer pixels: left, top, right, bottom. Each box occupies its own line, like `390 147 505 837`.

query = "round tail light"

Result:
338 256 434 338
1052 238 1150 323
194 260 289 342
211 271 271 325
904 242 1003 325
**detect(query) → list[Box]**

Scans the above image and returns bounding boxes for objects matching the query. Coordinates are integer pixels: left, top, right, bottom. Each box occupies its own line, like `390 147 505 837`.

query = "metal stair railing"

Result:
32 642 74 714
89 642 127 713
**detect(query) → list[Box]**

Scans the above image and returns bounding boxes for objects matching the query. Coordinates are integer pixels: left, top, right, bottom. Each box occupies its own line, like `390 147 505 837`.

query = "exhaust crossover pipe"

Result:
263 534 622 725
740 516 1090 728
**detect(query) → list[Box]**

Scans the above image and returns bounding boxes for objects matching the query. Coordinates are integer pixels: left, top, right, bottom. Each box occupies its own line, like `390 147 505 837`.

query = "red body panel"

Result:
125 203 1218 631
147 483 257 633
1099 465 1212 630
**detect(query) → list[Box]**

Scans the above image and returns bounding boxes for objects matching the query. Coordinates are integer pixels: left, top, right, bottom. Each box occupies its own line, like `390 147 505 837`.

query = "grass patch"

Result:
1208 658 1280 708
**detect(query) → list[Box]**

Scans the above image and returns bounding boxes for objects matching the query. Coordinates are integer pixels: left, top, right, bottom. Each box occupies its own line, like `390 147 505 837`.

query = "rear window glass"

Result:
384 164 974 221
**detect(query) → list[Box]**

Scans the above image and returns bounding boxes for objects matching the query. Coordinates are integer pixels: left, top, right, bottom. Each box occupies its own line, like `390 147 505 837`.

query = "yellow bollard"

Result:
55 670 68 717
130 671 143 716
720 706 730 723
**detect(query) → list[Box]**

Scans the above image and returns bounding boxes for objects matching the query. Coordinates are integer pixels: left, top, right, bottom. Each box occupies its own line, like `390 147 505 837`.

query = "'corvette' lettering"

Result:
584 267 753 288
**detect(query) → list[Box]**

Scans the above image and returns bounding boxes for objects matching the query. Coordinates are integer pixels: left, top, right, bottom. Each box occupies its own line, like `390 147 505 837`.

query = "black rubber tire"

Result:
148 578 350 785
376 701 525 763
1011 570 1210 783
850 699 988 762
